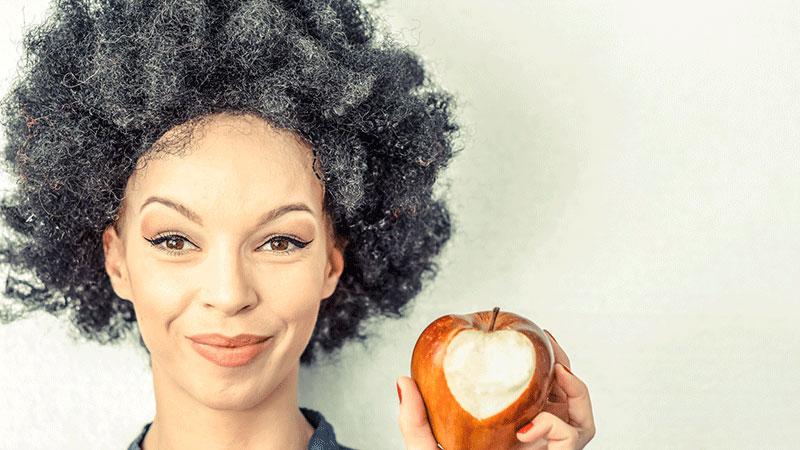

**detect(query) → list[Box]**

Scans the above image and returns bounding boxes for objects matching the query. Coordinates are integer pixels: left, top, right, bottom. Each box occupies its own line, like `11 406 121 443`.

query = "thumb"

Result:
396 376 440 450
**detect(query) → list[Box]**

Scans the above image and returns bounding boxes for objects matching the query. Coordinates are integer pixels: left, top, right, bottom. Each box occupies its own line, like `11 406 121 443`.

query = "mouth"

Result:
188 337 272 368
187 333 271 347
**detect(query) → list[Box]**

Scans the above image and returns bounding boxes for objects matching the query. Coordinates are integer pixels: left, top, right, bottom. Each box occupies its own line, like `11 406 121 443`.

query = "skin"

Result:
397 330 597 450
102 112 345 450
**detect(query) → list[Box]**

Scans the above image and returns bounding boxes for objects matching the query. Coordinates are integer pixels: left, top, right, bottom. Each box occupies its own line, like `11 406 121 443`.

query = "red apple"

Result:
411 307 555 450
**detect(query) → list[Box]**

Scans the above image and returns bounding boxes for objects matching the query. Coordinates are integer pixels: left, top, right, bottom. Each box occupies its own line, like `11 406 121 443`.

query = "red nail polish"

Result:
518 421 534 434
396 382 402 404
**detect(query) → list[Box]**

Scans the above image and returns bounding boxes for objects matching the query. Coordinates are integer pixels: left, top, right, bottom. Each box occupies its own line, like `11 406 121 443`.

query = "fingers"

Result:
541 393 570 424
396 376 440 450
543 329 569 418
543 329 571 370
515 411 580 450
554 363 595 437
517 363 596 449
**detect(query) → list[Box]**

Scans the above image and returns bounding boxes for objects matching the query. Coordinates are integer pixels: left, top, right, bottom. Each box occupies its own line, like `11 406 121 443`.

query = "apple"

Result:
411 307 555 450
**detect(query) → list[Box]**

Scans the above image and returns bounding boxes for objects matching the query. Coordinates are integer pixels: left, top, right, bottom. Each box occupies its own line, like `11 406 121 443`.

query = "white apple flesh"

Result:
443 329 535 420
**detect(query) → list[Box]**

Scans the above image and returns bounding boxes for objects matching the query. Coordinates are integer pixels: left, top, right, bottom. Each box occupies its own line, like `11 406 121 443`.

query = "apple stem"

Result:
489 306 500 331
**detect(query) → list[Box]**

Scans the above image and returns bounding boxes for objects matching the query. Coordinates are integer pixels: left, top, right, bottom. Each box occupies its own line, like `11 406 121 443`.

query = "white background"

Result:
1 0 799 449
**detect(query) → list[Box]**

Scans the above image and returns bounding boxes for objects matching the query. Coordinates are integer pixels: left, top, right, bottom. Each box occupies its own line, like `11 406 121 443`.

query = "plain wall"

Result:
0 1 798 448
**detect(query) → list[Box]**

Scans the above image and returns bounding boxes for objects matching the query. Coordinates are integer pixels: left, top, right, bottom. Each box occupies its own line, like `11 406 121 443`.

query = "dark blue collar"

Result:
126 407 353 449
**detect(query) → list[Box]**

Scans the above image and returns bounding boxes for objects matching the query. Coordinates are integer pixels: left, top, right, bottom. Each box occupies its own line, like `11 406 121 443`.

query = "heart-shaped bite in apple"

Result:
444 329 535 420
411 307 555 450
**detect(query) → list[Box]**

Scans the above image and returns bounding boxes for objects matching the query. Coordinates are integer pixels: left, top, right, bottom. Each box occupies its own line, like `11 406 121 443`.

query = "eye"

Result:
260 236 312 255
143 233 312 257
143 233 198 257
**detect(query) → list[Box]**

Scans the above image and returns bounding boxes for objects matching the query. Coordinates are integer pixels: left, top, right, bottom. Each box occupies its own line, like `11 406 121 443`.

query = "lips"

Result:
187 333 272 367
187 333 270 347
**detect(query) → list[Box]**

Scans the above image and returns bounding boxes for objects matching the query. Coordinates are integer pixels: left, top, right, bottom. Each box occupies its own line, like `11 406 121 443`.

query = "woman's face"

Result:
102 112 344 410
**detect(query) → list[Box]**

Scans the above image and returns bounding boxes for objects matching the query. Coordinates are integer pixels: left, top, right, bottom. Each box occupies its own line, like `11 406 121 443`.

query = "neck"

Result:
142 361 314 450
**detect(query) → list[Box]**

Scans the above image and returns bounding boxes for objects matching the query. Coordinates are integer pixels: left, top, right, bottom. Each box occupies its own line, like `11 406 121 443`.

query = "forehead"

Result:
125 113 323 216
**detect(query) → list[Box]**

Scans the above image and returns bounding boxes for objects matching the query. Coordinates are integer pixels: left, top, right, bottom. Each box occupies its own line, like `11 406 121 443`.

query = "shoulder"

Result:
301 407 357 450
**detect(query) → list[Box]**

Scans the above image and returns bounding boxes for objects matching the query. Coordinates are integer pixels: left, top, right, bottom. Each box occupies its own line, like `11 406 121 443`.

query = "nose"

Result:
200 242 258 315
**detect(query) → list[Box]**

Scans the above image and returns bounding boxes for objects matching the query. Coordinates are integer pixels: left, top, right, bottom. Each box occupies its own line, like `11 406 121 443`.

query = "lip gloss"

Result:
190 338 271 367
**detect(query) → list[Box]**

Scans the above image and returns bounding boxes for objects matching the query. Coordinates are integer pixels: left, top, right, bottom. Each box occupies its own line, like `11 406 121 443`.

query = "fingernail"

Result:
543 329 558 345
396 381 402 404
518 421 534 434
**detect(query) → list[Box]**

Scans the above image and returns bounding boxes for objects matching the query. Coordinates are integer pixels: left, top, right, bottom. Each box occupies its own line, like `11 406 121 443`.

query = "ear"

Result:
102 224 133 302
320 238 345 301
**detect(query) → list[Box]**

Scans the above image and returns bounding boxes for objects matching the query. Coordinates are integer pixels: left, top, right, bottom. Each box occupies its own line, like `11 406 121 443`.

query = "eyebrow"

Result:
139 196 315 227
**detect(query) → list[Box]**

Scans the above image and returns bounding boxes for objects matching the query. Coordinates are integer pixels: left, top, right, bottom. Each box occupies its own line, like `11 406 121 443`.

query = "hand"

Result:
513 329 596 449
396 329 595 450
396 375 439 450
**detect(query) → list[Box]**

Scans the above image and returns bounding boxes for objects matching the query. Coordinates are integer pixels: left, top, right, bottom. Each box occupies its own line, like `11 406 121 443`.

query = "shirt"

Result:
126 407 355 450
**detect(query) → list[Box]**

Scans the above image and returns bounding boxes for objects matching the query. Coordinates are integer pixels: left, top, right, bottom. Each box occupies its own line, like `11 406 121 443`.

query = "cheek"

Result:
255 260 325 318
125 254 185 348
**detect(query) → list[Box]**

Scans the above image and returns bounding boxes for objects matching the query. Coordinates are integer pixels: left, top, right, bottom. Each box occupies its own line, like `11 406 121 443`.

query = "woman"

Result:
0 0 595 448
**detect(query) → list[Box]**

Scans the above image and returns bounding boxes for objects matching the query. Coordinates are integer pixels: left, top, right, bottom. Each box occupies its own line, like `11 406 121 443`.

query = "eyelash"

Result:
143 233 312 257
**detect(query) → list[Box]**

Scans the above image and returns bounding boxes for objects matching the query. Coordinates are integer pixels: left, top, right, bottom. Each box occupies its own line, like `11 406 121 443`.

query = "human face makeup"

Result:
102 112 343 410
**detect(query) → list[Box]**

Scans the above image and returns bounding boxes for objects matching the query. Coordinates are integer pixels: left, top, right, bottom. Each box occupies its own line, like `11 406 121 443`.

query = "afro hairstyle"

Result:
0 0 461 365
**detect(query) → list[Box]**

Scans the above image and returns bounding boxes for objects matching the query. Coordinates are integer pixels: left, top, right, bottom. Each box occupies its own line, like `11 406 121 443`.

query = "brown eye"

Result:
261 236 312 255
165 237 185 250
144 233 198 256
269 238 289 251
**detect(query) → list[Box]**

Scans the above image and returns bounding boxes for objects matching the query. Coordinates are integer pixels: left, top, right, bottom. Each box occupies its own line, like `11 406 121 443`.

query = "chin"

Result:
190 380 272 411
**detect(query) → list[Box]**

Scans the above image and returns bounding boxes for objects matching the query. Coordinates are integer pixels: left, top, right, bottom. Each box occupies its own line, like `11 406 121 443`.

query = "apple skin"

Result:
411 308 555 450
